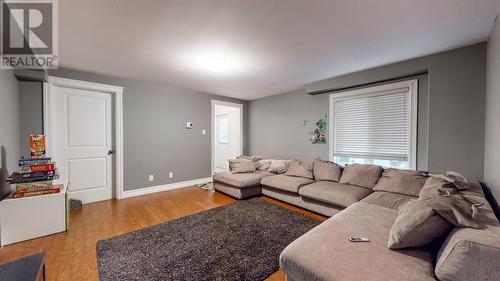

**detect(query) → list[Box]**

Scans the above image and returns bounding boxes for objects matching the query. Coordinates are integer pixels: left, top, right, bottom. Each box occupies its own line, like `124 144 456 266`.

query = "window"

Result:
329 79 418 169
217 113 229 144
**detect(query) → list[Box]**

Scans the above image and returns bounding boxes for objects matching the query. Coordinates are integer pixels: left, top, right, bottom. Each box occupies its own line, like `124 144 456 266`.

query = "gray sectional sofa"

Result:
212 159 500 281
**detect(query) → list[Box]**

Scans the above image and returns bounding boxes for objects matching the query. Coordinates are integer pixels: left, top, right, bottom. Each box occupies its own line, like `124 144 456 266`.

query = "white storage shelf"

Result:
0 185 67 246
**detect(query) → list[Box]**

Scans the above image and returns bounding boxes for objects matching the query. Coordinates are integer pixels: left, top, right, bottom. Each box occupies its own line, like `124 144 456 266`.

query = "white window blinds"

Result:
330 80 418 169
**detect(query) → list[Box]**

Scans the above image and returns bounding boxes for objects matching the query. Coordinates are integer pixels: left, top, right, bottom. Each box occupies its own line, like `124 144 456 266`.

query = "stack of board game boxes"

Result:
6 135 61 198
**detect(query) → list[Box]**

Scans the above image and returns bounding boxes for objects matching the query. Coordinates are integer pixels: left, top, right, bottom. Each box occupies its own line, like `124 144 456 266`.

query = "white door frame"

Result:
43 76 125 200
211 100 243 175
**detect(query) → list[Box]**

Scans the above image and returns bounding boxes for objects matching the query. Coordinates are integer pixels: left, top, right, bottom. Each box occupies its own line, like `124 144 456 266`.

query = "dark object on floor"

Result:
195 182 214 191
96 198 320 281
0 252 46 281
70 199 82 210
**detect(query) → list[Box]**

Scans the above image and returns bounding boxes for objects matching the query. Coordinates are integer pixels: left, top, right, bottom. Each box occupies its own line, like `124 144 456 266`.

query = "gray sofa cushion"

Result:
339 163 383 189
373 168 428 196
236 155 263 161
212 171 272 188
299 181 372 208
435 225 500 281
388 200 453 249
228 159 256 173
284 159 314 179
434 182 500 281
313 159 342 182
260 175 314 193
361 191 416 210
280 202 436 281
268 160 289 174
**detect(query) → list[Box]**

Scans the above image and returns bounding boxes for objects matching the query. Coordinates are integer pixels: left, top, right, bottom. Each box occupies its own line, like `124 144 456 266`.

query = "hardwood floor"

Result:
0 186 326 281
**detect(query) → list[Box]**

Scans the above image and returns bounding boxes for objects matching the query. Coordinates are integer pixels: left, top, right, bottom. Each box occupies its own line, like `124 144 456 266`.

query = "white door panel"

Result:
52 86 112 203
67 158 107 191
67 95 107 147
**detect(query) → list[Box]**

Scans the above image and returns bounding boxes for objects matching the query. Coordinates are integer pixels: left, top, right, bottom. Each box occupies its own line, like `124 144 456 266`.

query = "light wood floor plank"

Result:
0 186 325 281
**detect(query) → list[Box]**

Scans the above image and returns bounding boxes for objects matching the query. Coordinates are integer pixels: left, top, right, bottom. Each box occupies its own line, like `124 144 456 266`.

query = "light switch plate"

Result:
169 172 174 178
148 175 154 181
202 129 206 135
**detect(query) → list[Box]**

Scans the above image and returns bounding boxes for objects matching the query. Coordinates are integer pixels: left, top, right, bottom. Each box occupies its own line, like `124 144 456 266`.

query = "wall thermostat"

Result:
186 122 193 129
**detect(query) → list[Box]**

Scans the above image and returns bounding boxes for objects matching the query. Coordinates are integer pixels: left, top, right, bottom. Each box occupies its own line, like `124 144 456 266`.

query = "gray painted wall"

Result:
45 69 247 191
484 18 500 201
0 70 20 199
249 43 486 180
19 81 43 158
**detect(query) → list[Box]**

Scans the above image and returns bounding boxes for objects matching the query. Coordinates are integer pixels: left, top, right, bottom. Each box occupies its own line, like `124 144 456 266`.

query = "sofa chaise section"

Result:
280 202 436 281
212 171 272 199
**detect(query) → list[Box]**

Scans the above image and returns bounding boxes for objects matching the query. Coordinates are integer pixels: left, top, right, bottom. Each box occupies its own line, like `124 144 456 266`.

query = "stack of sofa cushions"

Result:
361 168 428 210
228 159 257 174
298 162 379 208
227 155 265 174
388 172 490 250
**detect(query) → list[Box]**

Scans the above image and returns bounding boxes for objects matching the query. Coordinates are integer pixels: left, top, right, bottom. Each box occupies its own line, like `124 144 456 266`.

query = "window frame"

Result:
328 79 418 170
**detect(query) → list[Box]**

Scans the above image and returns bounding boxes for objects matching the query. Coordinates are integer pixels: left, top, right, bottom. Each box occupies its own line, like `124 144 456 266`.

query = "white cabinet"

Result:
0 185 67 246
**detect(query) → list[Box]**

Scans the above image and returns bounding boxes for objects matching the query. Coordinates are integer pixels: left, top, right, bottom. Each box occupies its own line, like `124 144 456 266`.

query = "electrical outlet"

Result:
148 175 154 181
202 129 206 135
169 172 174 178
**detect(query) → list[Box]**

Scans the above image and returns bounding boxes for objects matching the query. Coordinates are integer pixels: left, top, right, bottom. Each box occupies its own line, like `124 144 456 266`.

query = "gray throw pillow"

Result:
236 155 263 162
268 160 289 174
339 164 383 189
373 168 429 197
388 200 453 249
229 159 256 174
313 159 342 182
256 159 272 171
284 159 314 179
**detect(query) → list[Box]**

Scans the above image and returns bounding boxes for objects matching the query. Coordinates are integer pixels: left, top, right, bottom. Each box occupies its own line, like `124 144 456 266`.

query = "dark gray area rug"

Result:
96 198 320 281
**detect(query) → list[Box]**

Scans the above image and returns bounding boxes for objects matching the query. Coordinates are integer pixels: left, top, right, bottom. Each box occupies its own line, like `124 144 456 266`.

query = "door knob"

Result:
107 150 114 155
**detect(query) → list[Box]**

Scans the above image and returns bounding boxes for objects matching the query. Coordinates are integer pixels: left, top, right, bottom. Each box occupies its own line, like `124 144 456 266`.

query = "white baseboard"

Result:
121 177 213 199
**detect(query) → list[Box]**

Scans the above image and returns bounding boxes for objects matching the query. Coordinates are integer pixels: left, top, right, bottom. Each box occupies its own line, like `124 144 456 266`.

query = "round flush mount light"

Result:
205 57 228 73
179 45 254 76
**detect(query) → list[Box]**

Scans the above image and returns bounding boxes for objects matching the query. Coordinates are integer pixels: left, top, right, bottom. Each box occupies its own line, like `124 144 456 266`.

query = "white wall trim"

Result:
47 76 124 93
43 76 125 200
211 100 244 175
121 177 213 199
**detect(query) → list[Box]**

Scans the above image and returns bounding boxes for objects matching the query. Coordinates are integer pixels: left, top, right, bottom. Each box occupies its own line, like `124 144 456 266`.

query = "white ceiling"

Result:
59 0 500 100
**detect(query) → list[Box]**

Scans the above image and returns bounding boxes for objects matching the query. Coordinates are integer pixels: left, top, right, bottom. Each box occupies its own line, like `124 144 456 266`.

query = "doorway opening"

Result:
211 100 243 175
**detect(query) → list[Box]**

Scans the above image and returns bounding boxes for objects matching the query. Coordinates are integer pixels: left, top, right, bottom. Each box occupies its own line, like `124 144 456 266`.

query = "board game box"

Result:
29 134 46 159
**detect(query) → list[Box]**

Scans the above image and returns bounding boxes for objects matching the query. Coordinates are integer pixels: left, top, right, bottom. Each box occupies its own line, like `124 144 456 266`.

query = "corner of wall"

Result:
484 16 500 202
0 70 20 200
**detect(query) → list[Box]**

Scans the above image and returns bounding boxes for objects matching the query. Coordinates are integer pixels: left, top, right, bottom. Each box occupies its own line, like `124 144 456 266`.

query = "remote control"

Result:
348 237 370 242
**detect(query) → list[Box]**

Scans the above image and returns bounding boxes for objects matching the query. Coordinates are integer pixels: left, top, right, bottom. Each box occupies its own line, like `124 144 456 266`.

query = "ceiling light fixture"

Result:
205 57 228 73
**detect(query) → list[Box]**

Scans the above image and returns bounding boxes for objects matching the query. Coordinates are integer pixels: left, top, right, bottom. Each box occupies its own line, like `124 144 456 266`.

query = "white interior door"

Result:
215 113 231 169
52 86 113 204
212 101 243 173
